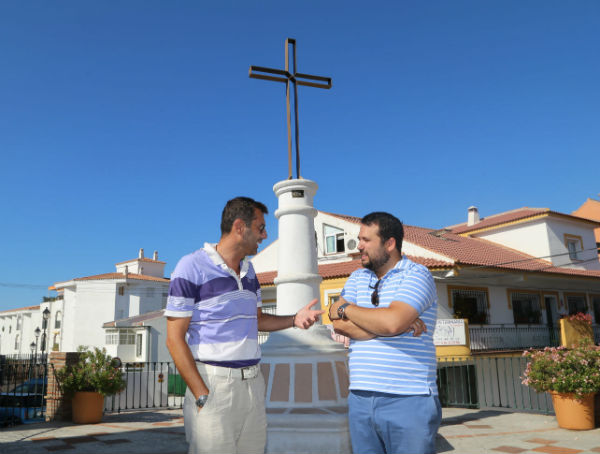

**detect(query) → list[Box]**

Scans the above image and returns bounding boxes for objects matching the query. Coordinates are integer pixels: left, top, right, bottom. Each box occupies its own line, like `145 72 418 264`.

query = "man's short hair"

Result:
220 197 268 235
361 212 404 254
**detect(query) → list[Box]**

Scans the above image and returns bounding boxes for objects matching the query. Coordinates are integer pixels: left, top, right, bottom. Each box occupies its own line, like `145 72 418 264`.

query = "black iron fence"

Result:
469 325 560 351
0 355 48 426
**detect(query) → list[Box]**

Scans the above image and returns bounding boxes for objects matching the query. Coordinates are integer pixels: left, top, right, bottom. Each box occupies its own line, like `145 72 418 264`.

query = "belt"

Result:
196 362 259 380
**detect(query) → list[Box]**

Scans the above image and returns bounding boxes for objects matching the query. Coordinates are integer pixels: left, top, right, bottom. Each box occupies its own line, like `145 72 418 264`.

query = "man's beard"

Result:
363 249 390 272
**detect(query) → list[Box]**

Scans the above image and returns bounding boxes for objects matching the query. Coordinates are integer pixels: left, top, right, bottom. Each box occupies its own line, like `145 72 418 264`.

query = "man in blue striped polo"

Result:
165 197 323 454
329 212 440 454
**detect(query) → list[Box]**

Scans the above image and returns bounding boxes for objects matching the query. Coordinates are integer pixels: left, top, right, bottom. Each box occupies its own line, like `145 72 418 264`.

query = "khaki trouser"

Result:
184 363 267 454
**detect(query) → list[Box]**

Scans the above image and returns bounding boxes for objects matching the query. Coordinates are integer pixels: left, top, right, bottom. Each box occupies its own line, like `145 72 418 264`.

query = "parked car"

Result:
0 378 47 426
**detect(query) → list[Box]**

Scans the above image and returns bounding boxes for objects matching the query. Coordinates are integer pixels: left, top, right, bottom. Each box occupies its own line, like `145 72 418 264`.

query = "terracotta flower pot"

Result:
550 392 595 430
72 391 104 424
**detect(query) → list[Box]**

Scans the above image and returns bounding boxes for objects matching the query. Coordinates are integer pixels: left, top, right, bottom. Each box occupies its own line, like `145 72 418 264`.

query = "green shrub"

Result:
55 346 126 396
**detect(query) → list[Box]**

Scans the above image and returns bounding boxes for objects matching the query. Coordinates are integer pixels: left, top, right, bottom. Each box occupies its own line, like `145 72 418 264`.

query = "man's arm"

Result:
257 299 324 331
166 317 209 402
329 297 426 337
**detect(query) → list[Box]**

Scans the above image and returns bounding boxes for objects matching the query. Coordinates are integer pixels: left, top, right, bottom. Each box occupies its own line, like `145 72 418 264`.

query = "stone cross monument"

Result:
250 38 351 454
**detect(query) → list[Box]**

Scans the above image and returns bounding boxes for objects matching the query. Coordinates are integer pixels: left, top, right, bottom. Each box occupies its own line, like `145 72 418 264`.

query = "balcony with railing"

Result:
469 325 560 352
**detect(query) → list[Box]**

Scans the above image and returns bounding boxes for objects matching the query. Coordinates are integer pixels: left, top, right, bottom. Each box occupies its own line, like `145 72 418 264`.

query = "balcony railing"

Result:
469 325 560 352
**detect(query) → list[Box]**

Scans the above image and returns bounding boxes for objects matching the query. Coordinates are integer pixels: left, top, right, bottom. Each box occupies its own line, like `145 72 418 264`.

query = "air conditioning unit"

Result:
346 238 358 252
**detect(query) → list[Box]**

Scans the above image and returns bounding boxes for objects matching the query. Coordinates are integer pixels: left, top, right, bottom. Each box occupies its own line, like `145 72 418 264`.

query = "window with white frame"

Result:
106 330 118 345
511 292 542 324
16 315 22 330
323 225 345 254
54 311 62 329
136 333 143 356
105 328 136 345
450 288 489 324
564 235 583 261
566 294 587 315
14 334 20 350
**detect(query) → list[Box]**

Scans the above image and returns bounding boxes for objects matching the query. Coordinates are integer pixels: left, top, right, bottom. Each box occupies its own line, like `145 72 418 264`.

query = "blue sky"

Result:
1 1 599 312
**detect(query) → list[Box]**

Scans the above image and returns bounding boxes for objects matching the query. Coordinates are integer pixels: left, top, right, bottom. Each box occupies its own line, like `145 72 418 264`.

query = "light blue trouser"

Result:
348 390 441 454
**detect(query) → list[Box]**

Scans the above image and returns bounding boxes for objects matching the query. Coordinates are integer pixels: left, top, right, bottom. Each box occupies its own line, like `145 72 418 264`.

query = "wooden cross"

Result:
249 38 332 179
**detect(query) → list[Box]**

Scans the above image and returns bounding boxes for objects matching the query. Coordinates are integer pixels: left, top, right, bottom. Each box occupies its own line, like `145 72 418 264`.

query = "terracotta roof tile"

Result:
257 256 453 285
73 273 169 283
103 309 165 327
0 305 41 314
404 225 600 278
320 211 362 224
115 257 166 265
449 207 600 234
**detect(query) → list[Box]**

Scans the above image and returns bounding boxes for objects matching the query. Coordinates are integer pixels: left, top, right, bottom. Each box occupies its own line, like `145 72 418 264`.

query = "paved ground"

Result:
1 407 599 453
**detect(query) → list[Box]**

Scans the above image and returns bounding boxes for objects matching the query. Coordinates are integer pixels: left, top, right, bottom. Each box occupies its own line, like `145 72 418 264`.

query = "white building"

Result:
0 305 43 355
253 207 600 350
37 249 168 356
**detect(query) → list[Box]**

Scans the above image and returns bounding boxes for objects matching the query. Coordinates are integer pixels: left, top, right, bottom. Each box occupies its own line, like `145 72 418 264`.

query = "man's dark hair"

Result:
220 197 268 235
361 212 404 254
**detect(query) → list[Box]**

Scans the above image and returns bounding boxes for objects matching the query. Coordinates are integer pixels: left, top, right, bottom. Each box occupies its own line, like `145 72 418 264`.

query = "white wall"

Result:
475 219 552 264
546 218 600 269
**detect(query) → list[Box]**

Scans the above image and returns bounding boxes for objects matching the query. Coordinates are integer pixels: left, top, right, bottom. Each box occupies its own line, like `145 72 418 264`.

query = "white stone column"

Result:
273 178 322 316
261 178 351 454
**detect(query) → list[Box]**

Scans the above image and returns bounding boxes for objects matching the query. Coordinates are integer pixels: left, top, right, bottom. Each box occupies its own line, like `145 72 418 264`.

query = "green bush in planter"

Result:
55 346 126 396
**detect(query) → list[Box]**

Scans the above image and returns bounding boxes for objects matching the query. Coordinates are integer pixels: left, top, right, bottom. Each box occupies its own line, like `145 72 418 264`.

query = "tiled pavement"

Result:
0 407 599 453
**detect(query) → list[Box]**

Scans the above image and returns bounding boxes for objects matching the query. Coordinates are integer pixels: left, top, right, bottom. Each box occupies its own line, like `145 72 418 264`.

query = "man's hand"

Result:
405 318 427 337
293 299 325 329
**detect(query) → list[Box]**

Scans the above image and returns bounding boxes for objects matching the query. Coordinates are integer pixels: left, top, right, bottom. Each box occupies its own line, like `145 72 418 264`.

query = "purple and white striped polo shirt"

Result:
164 243 262 368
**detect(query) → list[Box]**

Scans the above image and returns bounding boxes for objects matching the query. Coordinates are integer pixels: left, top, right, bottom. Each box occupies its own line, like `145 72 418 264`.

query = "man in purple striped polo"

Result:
165 196 323 454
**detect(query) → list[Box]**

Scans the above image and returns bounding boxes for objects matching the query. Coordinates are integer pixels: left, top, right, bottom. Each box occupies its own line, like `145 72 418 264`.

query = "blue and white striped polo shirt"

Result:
164 243 262 368
341 257 438 395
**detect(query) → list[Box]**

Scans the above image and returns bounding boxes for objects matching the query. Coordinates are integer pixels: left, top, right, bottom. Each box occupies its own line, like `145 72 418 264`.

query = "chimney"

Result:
124 265 129 278
153 250 158 261
139 248 144 259
467 206 480 226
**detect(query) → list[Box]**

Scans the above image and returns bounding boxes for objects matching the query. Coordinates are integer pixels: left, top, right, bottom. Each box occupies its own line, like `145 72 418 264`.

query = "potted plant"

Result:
522 336 600 430
55 346 126 424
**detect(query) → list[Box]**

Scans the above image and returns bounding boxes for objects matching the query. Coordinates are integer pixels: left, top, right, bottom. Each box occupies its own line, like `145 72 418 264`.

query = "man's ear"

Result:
385 237 396 253
232 218 246 236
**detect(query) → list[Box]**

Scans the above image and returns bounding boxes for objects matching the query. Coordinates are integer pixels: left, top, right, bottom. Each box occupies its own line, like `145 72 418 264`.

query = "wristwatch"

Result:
337 302 351 320
195 394 209 408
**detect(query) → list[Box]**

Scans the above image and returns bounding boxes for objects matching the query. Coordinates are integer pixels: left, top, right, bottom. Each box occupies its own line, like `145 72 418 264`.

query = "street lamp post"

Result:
42 308 50 360
34 327 41 363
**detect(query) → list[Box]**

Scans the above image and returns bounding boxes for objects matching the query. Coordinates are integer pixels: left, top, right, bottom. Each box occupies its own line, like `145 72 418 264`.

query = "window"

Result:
449 287 489 324
136 333 143 356
105 328 135 345
54 311 62 329
14 334 20 350
590 295 600 324
52 334 59 351
119 329 135 345
106 329 118 345
324 225 345 254
564 234 583 261
118 286 125 296
511 291 542 324
16 315 22 330
566 294 587 315
328 294 340 306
